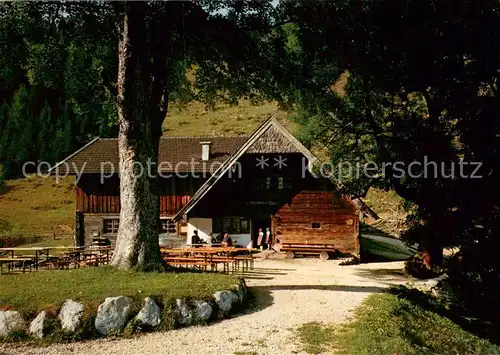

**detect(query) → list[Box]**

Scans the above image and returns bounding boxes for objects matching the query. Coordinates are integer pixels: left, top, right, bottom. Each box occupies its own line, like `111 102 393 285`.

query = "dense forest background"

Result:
0 3 117 177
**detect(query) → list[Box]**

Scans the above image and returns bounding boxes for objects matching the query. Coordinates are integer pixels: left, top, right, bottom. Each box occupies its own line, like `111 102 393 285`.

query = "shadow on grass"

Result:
389 285 500 345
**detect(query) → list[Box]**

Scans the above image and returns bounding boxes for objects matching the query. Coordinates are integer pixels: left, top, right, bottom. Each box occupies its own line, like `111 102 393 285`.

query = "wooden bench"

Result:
47 256 72 270
280 243 340 260
165 256 236 273
210 257 239 273
80 254 109 267
167 260 213 271
232 255 254 271
0 257 34 275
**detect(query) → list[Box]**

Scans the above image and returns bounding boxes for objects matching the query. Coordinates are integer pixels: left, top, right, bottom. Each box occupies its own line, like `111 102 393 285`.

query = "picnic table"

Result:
0 257 36 275
0 247 51 271
161 247 257 272
63 246 113 267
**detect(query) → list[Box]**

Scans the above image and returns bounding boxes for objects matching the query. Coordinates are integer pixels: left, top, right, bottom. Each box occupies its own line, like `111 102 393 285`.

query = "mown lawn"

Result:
296 291 500 355
0 267 238 316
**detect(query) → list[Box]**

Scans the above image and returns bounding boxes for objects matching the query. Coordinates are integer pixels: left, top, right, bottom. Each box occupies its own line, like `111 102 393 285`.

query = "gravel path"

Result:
1 258 407 355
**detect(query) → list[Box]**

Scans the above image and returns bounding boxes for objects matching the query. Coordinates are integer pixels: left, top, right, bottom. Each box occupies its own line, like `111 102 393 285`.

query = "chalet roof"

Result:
52 136 248 174
173 117 318 220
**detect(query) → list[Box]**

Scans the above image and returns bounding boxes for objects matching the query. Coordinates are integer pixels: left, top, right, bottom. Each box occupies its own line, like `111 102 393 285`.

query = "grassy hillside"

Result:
164 100 296 136
362 188 408 237
363 188 405 219
0 176 75 238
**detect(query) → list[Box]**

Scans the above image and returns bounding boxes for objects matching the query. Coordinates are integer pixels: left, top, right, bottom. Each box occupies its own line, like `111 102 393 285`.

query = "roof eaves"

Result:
48 137 100 174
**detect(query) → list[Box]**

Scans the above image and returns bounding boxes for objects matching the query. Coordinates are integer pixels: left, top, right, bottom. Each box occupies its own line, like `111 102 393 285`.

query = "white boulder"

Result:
59 299 84 332
174 299 193 326
0 311 25 338
135 297 161 327
193 301 213 321
29 311 47 338
95 296 133 335
213 290 239 314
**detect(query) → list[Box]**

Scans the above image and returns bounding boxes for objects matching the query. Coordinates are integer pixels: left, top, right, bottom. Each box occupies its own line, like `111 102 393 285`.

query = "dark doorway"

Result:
252 217 271 248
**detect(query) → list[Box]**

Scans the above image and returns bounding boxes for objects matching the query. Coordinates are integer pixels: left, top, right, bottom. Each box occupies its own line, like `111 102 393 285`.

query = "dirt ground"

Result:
1 258 409 355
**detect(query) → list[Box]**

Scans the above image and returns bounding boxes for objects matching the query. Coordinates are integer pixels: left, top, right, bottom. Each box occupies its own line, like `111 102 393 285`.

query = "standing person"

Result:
265 227 272 250
257 228 264 251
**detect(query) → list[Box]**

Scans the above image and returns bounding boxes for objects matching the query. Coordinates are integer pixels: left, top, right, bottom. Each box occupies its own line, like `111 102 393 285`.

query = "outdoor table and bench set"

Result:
0 246 113 275
1 244 254 275
161 246 256 273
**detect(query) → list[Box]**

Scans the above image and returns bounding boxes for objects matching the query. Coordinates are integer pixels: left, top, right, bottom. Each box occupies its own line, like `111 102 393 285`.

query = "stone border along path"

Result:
1 258 408 355
0 281 248 341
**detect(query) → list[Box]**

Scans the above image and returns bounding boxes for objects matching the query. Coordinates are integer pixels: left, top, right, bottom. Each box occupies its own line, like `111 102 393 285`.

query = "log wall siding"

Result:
273 191 360 256
76 186 121 214
76 175 202 215
77 187 192 215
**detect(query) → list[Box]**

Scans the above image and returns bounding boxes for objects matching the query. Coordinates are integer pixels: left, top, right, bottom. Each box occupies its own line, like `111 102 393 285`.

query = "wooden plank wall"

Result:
159 195 191 216
76 186 121 214
274 190 359 255
76 175 203 215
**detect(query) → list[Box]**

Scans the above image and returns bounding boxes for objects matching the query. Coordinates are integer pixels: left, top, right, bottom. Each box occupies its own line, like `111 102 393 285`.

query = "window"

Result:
255 177 264 190
312 222 321 229
103 218 119 234
261 176 291 190
277 177 284 190
213 217 250 234
160 219 177 234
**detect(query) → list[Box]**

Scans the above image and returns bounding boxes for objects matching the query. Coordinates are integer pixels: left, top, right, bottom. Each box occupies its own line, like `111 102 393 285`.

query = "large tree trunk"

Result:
110 3 166 271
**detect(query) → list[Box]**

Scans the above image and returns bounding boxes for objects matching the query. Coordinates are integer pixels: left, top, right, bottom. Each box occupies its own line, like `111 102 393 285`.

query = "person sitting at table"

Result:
216 232 224 243
209 233 217 244
191 230 201 245
222 233 233 247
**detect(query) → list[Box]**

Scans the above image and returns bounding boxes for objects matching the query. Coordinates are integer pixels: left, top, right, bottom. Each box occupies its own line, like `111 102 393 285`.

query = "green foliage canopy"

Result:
271 0 500 324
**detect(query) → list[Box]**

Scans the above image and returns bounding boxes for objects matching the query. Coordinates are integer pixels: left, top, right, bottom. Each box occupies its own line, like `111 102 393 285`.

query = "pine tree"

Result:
0 103 8 162
0 163 5 193
36 99 52 162
6 86 34 174
52 102 73 162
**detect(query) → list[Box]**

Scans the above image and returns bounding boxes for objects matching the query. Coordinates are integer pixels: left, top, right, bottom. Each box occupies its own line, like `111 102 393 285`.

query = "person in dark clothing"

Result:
191 230 201 245
216 232 224 243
